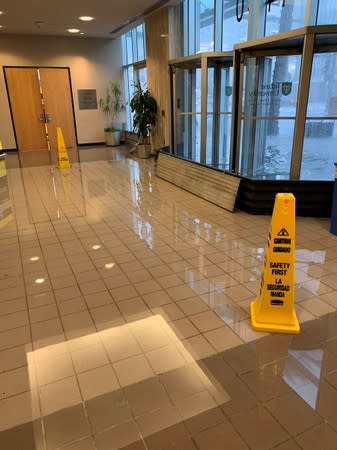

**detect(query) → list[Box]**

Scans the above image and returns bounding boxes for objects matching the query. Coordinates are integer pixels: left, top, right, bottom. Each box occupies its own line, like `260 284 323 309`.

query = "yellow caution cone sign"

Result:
250 193 300 334
56 127 71 169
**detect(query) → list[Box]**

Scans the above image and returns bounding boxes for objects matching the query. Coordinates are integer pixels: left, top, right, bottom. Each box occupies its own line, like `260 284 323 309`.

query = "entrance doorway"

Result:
4 67 77 153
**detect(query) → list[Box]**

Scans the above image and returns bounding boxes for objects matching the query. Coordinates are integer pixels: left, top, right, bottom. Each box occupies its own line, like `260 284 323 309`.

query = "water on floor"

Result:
1 146 337 449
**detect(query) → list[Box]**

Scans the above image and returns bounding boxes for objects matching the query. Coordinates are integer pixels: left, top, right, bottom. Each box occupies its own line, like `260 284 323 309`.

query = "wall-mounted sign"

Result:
78 89 98 110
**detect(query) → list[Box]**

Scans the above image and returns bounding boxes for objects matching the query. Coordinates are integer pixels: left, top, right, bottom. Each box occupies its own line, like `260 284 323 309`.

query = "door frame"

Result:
3 66 78 151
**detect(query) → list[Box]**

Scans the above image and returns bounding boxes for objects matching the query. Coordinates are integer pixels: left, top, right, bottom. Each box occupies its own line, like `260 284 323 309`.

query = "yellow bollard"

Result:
56 127 71 169
250 193 300 334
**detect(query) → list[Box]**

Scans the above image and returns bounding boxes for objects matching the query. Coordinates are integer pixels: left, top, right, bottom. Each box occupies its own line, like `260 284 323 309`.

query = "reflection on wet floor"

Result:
1 146 337 449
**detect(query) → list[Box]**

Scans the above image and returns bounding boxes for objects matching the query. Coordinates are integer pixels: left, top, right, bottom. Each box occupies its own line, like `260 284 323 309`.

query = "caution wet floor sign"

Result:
250 193 300 334
56 127 71 169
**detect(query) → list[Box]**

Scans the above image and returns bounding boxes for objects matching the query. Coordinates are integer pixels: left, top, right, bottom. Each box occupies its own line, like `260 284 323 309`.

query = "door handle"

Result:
39 112 52 123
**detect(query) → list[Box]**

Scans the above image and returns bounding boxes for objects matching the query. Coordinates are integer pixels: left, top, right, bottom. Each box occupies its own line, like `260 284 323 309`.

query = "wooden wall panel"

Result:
145 7 170 150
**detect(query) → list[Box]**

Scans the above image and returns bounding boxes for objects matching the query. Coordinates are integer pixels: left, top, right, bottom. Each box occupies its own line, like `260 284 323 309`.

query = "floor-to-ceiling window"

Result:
168 1 337 182
301 49 337 180
222 0 248 50
264 0 306 36
121 24 147 132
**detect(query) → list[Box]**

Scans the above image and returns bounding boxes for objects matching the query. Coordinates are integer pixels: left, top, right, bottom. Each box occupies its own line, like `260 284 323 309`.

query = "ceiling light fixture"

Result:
35 278 45 284
67 28 80 33
80 32 84 35
0 25 3 29
30 256 40 262
79 16 94 21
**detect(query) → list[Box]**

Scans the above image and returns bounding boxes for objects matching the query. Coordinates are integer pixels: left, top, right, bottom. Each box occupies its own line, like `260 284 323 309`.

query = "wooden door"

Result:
39 68 77 151
5 68 47 151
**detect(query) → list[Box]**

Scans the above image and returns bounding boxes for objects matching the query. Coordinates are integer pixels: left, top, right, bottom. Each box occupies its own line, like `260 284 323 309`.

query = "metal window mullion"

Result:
212 63 221 165
171 66 177 154
200 57 208 164
305 0 320 26
184 0 189 56
248 0 263 40
231 50 243 173
290 33 315 180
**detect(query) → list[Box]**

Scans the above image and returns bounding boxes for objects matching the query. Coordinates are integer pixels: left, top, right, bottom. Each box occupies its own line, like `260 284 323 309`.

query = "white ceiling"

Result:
0 0 169 39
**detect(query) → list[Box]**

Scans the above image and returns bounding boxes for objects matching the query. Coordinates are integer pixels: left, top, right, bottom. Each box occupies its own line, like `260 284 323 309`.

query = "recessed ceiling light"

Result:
30 256 40 262
80 32 85 35
79 16 94 21
35 278 45 284
0 25 3 29
67 28 80 33
0 11 3 15
92 244 101 250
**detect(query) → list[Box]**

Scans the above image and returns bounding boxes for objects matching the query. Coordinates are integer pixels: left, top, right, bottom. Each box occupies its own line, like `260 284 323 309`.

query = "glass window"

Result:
222 0 248 50
264 0 306 36
174 67 201 162
240 119 295 179
218 114 231 169
220 65 232 113
216 65 233 169
196 0 215 52
176 114 201 162
301 120 337 180
121 35 128 66
123 66 135 131
126 31 133 64
169 2 184 59
121 23 147 131
206 67 215 164
137 25 145 61
137 67 147 87
132 28 138 63
306 52 337 117
301 51 337 180
317 2 337 25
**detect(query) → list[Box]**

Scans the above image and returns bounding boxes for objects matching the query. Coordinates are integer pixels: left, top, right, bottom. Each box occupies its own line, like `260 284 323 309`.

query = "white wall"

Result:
0 34 123 148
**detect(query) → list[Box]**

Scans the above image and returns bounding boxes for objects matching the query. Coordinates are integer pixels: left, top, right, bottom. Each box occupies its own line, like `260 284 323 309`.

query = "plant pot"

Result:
137 144 151 159
105 131 120 146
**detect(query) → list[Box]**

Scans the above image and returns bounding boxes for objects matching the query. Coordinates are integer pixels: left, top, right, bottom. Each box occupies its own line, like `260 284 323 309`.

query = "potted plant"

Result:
130 80 158 158
99 81 125 146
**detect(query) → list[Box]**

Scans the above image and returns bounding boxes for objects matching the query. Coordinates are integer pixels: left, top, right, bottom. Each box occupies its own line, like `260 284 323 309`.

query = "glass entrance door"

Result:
238 53 301 179
171 55 233 169
174 65 202 162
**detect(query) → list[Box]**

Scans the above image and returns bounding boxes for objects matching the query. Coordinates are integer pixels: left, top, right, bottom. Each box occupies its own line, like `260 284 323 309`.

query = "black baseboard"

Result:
78 142 106 147
235 177 334 217
1 148 17 153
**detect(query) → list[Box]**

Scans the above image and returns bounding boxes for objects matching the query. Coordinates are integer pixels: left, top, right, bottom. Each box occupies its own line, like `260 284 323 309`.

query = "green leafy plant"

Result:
130 80 158 144
99 81 125 132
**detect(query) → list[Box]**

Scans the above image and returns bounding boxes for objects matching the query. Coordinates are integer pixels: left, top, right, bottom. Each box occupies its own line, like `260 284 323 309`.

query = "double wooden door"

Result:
5 67 77 152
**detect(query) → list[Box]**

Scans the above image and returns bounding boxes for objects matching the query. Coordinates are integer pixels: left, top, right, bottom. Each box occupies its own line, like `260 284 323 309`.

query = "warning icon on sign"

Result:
277 228 289 237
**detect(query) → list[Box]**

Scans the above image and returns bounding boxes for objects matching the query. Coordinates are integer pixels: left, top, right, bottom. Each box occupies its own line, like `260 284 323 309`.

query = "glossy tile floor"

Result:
1 146 337 450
